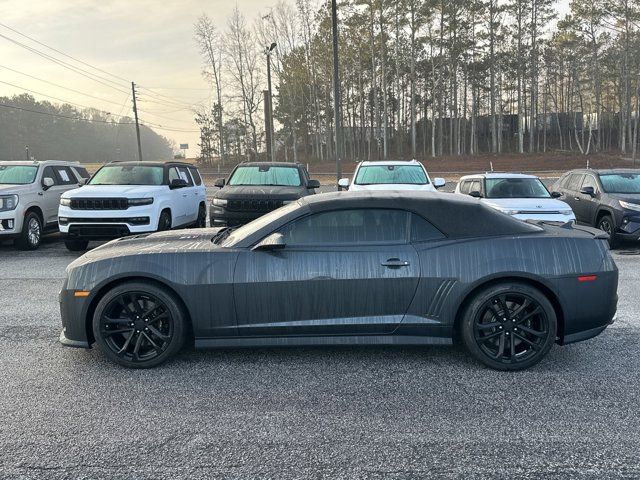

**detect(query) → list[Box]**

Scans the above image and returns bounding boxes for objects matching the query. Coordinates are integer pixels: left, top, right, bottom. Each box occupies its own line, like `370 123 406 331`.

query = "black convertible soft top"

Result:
302 191 543 238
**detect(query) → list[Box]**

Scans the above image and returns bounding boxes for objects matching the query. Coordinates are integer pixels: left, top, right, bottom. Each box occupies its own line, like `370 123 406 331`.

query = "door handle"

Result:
381 258 409 268
574 197 580 201
182 194 188 197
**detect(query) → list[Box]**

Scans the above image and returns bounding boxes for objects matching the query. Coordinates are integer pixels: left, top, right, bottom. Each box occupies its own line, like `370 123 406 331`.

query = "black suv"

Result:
210 162 320 227
552 168 640 247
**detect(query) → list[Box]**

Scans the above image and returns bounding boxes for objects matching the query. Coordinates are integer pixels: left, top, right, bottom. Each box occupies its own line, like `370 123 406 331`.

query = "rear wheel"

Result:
92 282 186 368
64 239 89 252
597 214 617 249
461 282 557 371
15 212 42 250
196 204 206 228
158 210 172 231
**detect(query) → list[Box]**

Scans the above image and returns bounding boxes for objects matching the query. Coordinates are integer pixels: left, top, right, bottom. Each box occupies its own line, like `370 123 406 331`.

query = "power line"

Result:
0 32 130 95
0 21 130 85
0 64 128 107
0 102 135 124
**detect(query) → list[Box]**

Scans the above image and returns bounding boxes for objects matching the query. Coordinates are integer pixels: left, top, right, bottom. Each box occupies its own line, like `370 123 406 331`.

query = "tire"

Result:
196 204 206 228
92 281 186 368
15 212 42 250
597 214 617 249
460 282 557 371
64 239 89 252
158 210 172 231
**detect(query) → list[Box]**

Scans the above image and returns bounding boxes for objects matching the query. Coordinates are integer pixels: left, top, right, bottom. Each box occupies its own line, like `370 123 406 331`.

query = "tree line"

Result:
195 0 640 166
0 94 174 163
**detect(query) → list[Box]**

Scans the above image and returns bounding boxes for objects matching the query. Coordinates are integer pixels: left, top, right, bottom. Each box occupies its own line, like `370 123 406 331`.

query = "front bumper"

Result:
59 285 92 348
512 212 576 223
0 207 23 238
59 205 157 239
616 215 640 241
210 207 267 227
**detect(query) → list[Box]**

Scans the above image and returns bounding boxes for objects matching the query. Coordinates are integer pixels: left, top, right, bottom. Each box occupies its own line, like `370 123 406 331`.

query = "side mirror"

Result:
214 178 226 188
252 232 286 251
580 186 595 197
469 190 483 198
338 178 350 188
307 179 320 189
551 191 563 198
78 178 88 186
42 177 54 190
433 177 446 189
170 178 188 189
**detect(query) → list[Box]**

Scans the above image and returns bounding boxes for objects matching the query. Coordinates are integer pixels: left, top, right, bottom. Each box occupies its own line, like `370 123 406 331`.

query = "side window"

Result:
458 181 470 194
410 214 445 242
470 180 482 194
188 167 202 186
72 166 90 180
177 166 194 186
168 167 181 183
53 166 76 185
581 175 598 192
42 166 60 185
566 174 584 191
279 209 410 245
559 174 570 188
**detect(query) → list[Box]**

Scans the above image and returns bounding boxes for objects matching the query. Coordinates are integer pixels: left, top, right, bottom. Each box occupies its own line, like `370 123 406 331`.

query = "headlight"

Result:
498 208 519 215
0 195 18 211
60 198 71 207
128 198 154 207
212 198 227 207
560 209 574 216
619 200 640 212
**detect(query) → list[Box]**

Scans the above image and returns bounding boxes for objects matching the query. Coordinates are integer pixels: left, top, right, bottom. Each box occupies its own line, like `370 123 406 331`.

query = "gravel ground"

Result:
1 203 640 478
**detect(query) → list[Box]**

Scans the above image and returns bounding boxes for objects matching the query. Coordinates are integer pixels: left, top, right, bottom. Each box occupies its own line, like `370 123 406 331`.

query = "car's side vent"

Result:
427 280 457 319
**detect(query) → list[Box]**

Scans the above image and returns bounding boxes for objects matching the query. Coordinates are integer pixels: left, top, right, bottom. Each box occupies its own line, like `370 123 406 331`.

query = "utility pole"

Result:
263 90 272 161
265 43 277 162
331 0 342 187
131 82 143 162
25 145 29 160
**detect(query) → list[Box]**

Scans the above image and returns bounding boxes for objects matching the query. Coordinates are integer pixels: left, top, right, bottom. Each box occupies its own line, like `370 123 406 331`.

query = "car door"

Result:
40 166 68 225
176 166 197 224
188 166 207 211
575 174 600 225
167 166 188 225
564 174 586 222
232 208 421 337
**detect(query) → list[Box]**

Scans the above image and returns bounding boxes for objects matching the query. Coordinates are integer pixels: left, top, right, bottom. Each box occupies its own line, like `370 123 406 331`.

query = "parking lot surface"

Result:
1 229 640 478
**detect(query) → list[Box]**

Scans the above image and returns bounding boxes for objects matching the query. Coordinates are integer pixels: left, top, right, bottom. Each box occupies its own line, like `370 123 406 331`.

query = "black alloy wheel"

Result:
597 215 617 249
196 204 206 228
64 239 89 252
158 210 172 231
93 282 186 368
461 283 556 371
16 212 42 250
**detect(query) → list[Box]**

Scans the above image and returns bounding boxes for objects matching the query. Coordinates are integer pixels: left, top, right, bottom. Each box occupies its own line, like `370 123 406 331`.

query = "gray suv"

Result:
0 160 89 249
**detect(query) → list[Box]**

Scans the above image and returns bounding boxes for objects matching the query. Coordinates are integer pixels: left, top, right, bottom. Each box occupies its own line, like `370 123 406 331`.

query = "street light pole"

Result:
331 0 342 187
266 42 277 162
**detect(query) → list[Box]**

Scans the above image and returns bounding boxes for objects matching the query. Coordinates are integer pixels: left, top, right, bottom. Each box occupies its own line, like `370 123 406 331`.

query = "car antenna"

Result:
489 161 494 172
586 159 590 169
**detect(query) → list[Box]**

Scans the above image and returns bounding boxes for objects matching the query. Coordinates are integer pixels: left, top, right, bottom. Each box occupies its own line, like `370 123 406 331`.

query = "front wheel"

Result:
64 239 89 252
196 204 206 228
158 210 172 231
597 214 617 249
15 212 42 250
92 282 186 368
460 282 557 371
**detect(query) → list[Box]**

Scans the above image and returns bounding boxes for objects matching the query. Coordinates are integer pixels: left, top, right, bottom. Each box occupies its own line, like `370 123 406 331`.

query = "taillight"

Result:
578 275 597 282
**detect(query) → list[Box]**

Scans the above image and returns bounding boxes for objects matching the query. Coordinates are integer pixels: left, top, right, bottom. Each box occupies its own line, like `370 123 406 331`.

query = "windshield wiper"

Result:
212 227 235 245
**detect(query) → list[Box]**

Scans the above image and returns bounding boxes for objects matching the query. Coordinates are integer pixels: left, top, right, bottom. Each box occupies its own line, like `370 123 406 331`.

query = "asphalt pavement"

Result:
1 212 640 478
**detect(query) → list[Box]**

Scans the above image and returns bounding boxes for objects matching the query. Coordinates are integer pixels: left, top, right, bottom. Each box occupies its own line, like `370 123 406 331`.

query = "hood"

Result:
349 183 436 192
77 228 227 264
0 184 34 195
214 185 306 200
63 184 165 198
483 197 572 212
608 193 640 204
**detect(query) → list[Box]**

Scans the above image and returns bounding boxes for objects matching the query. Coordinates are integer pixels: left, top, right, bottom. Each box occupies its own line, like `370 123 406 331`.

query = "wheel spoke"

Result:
117 330 135 355
514 332 540 350
517 324 546 338
477 321 501 330
147 312 169 324
516 307 542 324
132 332 143 360
147 324 170 341
103 316 133 325
103 328 134 337
495 295 509 318
493 333 506 359
142 332 163 352
117 297 135 319
509 333 515 361
510 298 531 319
478 330 503 342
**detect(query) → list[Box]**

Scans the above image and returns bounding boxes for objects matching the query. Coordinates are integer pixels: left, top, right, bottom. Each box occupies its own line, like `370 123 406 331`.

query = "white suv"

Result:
338 160 446 191
59 161 207 251
455 173 576 223
0 160 89 250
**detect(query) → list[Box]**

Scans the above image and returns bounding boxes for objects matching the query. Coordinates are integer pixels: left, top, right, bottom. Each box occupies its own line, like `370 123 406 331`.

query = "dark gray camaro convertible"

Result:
60 191 618 370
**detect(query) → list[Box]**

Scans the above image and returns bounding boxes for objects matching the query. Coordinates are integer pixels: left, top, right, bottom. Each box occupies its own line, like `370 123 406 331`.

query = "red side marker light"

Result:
578 275 597 283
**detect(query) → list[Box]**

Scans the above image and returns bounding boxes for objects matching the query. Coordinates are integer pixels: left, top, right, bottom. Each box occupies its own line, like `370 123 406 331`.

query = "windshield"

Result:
221 202 301 246
0 165 38 185
89 165 164 186
228 165 302 186
485 178 550 199
354 165 428 185
600 174 640 194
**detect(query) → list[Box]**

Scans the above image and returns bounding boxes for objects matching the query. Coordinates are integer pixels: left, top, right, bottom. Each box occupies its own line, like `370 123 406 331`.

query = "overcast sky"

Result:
0 0 268 156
